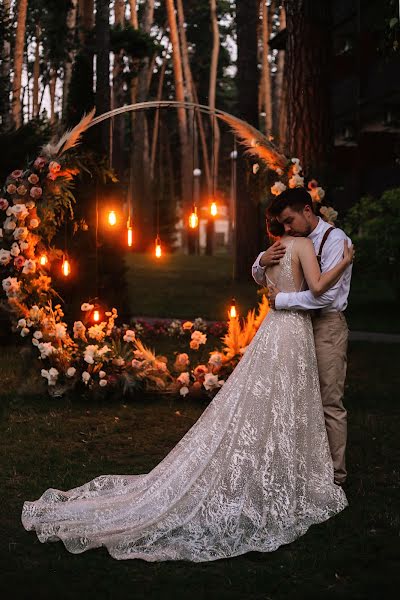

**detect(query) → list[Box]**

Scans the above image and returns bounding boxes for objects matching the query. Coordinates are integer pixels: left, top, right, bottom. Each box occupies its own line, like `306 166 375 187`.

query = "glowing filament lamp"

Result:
155 236 162 258
39 254 48 266
93 309 101 322
62 258 71 277
127 218 133 247
210 201 218 217
108 210 117 226
189 205 198 229
229 298 237 319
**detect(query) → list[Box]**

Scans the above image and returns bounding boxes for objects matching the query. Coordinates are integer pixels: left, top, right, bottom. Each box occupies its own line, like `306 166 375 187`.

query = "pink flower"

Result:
0 198 9 210
28 173 39 185
34 157 46 170
49 161 61 174
14 255 25 269
10 170 23 179
17 185 27 196
6 184 16 194
47 172 57 181
30 186 42 199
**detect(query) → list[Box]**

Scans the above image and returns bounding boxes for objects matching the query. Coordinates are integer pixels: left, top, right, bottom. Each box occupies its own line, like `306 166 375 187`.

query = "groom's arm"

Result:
275 234 349 311
251 252 268 286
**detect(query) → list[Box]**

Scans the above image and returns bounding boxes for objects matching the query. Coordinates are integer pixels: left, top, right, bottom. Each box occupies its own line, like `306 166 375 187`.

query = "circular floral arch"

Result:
0 104 335 399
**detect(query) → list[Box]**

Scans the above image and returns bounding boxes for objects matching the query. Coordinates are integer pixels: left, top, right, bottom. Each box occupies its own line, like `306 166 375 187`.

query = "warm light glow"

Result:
62 259 70 277
189 206 198 229
39 254 48 266
229 299 237 318
108 210 117 226
93 309 100 322
127 226 133 247
155 236 162 258
210 202 218 217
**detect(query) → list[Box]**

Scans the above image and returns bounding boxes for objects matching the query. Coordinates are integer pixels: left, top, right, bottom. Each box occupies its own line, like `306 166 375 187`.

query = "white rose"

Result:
82 371 91 384
22 259 36 274
288 173 304 188
99 379 107 387
0 249 11 265
179 386 189 397
4 216 16 230
37 341 55 358
13 226 28 240
81 302 94 311
20 327 30 337
30 218 39 228
123 329 136 343
67 367 76 377
33 330 43 339
209 352 224 367
99 370 106 379
54 323 67 340
191 330 207 345
32 338 39 346
2 276 20 296
203 373 223 391
18 318 27 328
271 181 287 196
10 204 29 219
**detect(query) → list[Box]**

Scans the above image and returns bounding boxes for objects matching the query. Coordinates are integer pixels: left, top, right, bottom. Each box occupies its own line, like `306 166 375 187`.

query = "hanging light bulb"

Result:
108 210 117 226
210 201 218 217
39 253 48 266
155 235 162 258
127 217 133 247
229 298 237 318
93 308 101 322
189 205 198 229
62 257 70 277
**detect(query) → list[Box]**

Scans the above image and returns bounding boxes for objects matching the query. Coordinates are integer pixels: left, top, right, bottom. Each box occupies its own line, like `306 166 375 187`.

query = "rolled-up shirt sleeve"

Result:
252 252 267 286
275 232 351 311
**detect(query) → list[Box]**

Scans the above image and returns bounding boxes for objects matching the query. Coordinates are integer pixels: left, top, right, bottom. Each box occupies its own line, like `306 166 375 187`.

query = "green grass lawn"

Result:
124 252 399 333
1 341 399 599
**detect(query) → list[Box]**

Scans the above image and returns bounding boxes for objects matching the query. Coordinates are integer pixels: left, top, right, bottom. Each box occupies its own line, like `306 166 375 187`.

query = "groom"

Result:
252 187 353 486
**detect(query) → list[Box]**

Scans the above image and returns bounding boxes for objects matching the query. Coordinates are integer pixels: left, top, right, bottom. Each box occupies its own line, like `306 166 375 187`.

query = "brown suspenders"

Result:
316 227 334 267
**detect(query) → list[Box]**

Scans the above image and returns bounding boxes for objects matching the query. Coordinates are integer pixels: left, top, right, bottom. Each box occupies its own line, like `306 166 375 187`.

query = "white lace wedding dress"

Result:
22 240 348 562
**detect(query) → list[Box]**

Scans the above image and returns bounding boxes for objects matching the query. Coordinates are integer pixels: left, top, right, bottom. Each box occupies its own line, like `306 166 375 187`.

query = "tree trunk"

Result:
165 0 191 252
95 0 111 155
11 0 28 128
129 0 139 28
150 58 167 180
260 0 272 134
32 25 40 118
235 0 260 282
283 0 332 177
205 0 221 256
131 0 155 251
0 0 12 129
49 67 57 124
275 3 286 145
62 0 78 118
112 0 126 175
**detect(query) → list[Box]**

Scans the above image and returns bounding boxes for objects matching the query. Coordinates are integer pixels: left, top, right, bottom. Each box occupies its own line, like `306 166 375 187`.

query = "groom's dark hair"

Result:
267 187 314 218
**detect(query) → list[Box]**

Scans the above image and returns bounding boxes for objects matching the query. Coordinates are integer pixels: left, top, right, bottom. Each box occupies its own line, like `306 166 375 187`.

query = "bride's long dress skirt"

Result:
22 247 347 562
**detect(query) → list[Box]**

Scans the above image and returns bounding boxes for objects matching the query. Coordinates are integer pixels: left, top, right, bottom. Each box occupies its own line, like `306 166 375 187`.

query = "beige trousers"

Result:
312 311 349 484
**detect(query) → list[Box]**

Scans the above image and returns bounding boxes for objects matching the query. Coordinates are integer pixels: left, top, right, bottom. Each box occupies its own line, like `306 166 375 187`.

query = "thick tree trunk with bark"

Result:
275 3 286 145
235 0 260 282
11 0 28 128
283 0 332 177
95 0 111 154
260 0 272 134
112 0 126 175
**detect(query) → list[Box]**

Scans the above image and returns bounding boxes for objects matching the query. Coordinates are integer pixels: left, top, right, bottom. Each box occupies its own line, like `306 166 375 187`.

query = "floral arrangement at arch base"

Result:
0 109 272 401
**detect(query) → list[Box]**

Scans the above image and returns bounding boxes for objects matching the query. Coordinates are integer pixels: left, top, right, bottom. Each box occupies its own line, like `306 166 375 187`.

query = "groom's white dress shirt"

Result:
252 217 353 314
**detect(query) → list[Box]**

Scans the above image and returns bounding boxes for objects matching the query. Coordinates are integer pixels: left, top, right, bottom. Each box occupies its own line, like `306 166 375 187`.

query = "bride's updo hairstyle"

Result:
266 213 285 238
268 187 314 218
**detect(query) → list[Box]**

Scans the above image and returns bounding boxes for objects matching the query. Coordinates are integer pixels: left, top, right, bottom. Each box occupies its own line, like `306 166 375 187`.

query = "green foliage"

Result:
110 23 156 59
0 119 51 182
345 188 400 297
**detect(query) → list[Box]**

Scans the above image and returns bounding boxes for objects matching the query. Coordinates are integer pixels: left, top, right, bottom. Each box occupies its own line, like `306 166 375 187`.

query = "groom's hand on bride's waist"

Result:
260 241 286 267
266 284 280 309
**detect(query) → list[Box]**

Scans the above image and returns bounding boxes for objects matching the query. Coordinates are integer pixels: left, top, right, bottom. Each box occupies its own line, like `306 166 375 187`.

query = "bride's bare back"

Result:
266 237 307 293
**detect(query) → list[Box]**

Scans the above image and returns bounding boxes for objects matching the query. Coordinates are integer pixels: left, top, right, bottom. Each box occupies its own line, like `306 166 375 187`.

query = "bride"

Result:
21 219 353 563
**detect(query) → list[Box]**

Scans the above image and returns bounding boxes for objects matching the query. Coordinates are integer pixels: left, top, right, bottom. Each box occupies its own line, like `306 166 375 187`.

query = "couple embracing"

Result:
22 187 354 562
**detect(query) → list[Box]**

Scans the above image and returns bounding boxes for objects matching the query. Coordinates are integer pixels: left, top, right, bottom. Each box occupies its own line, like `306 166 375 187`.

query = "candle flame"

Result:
127 226 133 247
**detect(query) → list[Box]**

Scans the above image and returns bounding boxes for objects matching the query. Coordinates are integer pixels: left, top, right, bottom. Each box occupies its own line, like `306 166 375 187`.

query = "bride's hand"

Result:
343 241 355 265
